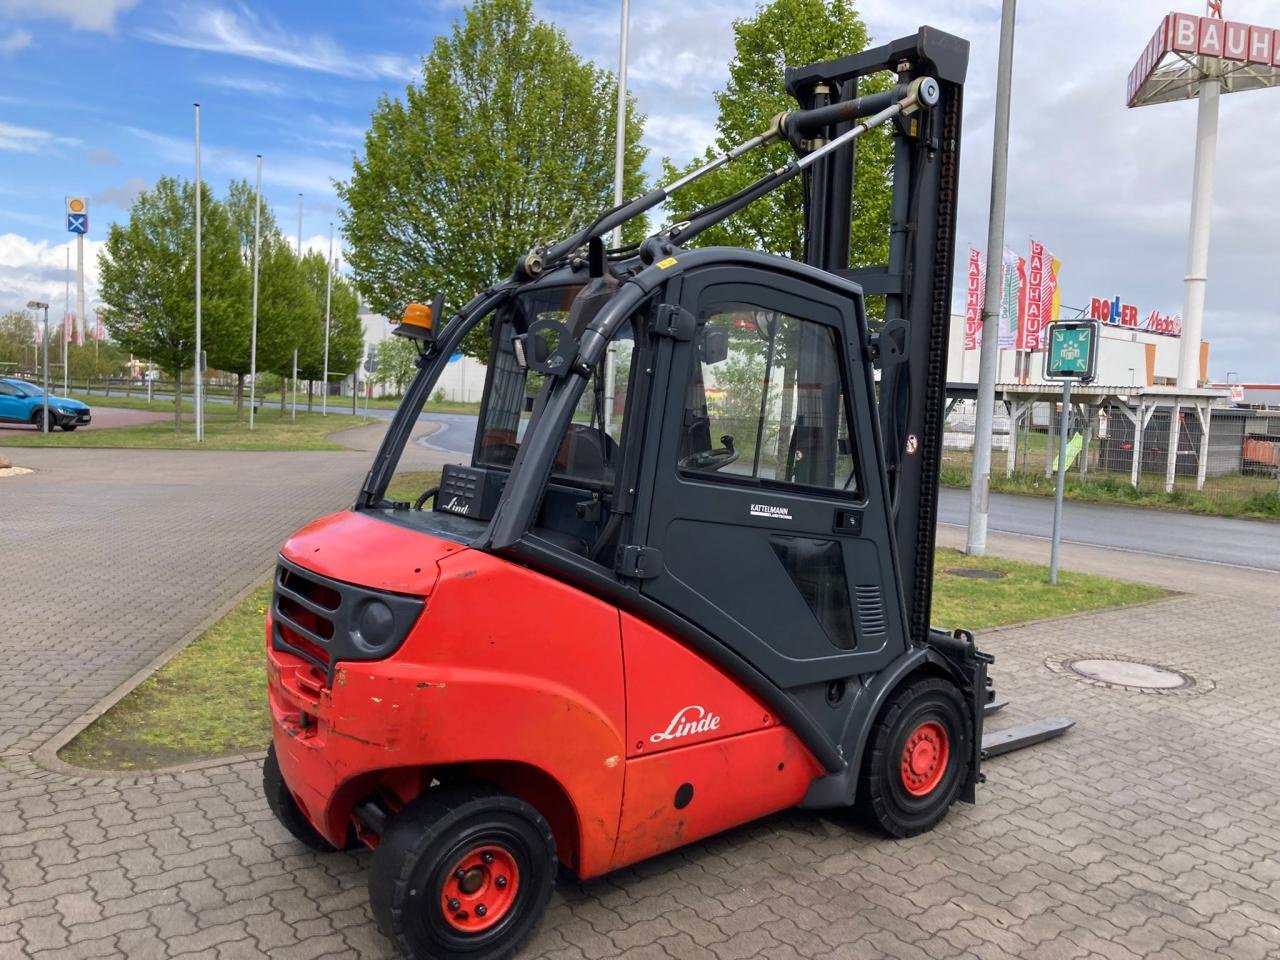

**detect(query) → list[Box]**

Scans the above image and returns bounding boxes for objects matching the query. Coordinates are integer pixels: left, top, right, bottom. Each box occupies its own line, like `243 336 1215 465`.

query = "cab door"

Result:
631 262 907 696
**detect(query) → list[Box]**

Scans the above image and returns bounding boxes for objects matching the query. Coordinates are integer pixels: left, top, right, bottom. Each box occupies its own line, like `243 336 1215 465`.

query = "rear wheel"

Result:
857 676 970 838
262 744 342 852
369 784 556 960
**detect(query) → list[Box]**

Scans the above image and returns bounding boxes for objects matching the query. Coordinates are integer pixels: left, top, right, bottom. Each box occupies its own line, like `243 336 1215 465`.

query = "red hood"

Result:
280 510 467 596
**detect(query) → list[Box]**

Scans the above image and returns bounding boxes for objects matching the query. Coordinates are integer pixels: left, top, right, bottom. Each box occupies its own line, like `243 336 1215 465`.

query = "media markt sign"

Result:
1045 320 1099 382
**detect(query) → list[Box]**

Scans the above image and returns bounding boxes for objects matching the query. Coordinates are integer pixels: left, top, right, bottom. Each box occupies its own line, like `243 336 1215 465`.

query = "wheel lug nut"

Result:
454 868 466 880
447 898 460 911
475 904 487 917
495 876 508 889
481 852 494 864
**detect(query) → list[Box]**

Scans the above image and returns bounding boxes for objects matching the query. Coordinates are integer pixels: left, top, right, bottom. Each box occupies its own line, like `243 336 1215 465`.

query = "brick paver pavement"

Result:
3 445 1280 959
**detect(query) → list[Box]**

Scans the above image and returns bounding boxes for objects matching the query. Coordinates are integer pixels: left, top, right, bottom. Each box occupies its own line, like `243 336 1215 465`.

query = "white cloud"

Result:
0 28 31 55
0 0 139 32
0 233 105 321
92 177 149 210
540 0 1278 380
0 121 80 153
123 125 348 199
141 4 419 82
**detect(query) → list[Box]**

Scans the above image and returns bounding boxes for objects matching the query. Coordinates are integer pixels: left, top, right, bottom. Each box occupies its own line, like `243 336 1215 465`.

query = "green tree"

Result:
254 236 321 411
221 178 280 418
337 0 648 359
662 1 893 467
66 341 127 382
298 251 364 411
659 0 892 268
97 177 249 429
372 335 417 395
0 310 35 374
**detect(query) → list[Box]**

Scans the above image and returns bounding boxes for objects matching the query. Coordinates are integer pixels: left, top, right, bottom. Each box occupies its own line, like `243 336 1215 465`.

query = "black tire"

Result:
857 676 971 839
262 744 342 852
60 423 77 431
369 783 556 960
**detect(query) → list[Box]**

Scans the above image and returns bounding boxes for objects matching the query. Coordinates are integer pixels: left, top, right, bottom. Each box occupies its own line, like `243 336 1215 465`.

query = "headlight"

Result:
56 406 74 415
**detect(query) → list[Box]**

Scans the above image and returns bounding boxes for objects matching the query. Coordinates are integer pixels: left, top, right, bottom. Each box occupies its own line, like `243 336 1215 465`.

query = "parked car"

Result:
0 378 92 431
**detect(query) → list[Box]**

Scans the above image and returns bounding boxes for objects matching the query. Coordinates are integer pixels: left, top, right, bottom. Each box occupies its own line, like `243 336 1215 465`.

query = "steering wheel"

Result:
413 487 440 511
680 434 739 472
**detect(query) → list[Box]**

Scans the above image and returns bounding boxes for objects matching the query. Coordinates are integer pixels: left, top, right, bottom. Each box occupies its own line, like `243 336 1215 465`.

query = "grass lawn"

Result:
940 462 1280 522
0 402 375 452
60 583 275 770
60 537 1165 771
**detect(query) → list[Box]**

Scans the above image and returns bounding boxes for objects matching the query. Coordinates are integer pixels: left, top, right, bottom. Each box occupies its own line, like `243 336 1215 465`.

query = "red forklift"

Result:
264 27 1066 960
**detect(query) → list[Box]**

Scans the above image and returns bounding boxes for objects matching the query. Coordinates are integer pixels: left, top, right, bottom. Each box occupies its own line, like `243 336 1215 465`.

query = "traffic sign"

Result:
67 213 88 234
66 197 87 215
1044 320 1099 383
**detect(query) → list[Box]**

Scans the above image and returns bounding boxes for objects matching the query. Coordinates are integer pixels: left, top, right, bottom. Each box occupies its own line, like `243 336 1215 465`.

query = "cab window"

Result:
679 302 859 496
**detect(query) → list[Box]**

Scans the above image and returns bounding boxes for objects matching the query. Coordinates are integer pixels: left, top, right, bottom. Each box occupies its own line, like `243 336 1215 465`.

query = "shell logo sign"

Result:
66 198 87 215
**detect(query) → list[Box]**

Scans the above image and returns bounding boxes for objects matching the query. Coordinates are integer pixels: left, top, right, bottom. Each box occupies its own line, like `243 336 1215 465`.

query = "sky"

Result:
0 0 1277 381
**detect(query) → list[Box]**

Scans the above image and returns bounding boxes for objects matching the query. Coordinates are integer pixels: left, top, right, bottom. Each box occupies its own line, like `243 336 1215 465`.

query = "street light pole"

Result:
966 0 1018 557
322 222 333 416
27 300 49 433
249 154 262 431
296 193 303 258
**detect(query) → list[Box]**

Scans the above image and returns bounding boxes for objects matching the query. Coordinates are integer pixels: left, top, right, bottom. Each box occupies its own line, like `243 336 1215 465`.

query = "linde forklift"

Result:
263 26 1068 960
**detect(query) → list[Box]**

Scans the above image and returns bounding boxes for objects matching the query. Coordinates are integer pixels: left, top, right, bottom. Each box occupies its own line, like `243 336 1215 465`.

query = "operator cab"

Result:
363 245 913 758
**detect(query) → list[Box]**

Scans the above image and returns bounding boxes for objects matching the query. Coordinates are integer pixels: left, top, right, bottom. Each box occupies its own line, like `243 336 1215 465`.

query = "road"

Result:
938 486 1280 572
411 411 1279 572
70 395 1278 571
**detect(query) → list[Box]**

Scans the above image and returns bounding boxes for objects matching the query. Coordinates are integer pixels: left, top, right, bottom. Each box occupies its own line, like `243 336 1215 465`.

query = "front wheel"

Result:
60 423 77 431
369 783 556 960
857 676 971 838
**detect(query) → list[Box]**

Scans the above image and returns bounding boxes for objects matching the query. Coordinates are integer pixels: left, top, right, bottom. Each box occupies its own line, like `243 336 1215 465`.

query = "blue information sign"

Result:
67 213 88 234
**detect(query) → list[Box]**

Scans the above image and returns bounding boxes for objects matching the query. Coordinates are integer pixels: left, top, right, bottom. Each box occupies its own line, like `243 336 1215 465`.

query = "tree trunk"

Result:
173 369 183 432
281 378 287 413
235 373 245 421
307 380 314 413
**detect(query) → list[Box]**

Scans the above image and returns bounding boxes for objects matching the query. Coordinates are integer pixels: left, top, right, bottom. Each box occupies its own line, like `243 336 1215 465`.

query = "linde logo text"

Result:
649 705 722 743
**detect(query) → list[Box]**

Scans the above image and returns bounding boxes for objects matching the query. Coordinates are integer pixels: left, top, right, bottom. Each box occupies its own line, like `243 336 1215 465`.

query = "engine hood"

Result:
280 510 468 597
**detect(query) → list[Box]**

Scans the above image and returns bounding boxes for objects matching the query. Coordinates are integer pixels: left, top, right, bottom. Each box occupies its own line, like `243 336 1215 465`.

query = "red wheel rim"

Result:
440 845 520 934
900 720 949 797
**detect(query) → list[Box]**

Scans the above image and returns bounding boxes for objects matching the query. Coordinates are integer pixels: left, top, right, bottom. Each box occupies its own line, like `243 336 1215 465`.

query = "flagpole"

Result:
249 154 262 431
194 102 204 442
297 193 303 258
322 221 333 416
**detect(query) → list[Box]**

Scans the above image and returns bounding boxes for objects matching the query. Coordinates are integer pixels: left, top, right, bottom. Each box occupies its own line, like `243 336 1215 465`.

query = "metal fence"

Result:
942 396 1280 515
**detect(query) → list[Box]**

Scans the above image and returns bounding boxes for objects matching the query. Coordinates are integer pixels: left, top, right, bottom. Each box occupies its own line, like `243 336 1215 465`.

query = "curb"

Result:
29 568 277 781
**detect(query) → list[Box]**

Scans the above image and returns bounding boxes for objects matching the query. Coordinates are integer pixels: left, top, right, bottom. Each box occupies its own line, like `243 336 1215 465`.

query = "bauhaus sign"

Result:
1129 11 1280 106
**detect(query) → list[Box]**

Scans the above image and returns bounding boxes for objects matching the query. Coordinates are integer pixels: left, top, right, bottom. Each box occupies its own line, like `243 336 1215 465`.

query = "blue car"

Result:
0 378 92 431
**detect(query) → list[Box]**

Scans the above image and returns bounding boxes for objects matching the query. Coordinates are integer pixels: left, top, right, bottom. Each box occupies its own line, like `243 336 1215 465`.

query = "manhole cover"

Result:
1045 654 1212 695
945 567 1007 580
1069 658 1189 689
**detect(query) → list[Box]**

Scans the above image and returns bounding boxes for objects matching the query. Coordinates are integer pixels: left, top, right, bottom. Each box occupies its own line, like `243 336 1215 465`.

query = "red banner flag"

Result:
964 247 984 350
1022 240 1061 351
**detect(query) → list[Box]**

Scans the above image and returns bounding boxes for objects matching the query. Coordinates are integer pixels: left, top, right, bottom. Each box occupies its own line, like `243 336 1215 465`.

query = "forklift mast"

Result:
786 27 968 645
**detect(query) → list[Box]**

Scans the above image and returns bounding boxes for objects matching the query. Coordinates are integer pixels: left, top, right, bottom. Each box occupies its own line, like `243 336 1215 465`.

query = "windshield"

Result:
373 279 639 512
477 285 635 486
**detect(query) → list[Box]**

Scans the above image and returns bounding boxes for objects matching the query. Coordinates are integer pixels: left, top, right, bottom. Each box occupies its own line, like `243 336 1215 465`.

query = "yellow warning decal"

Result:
656 257 678 270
